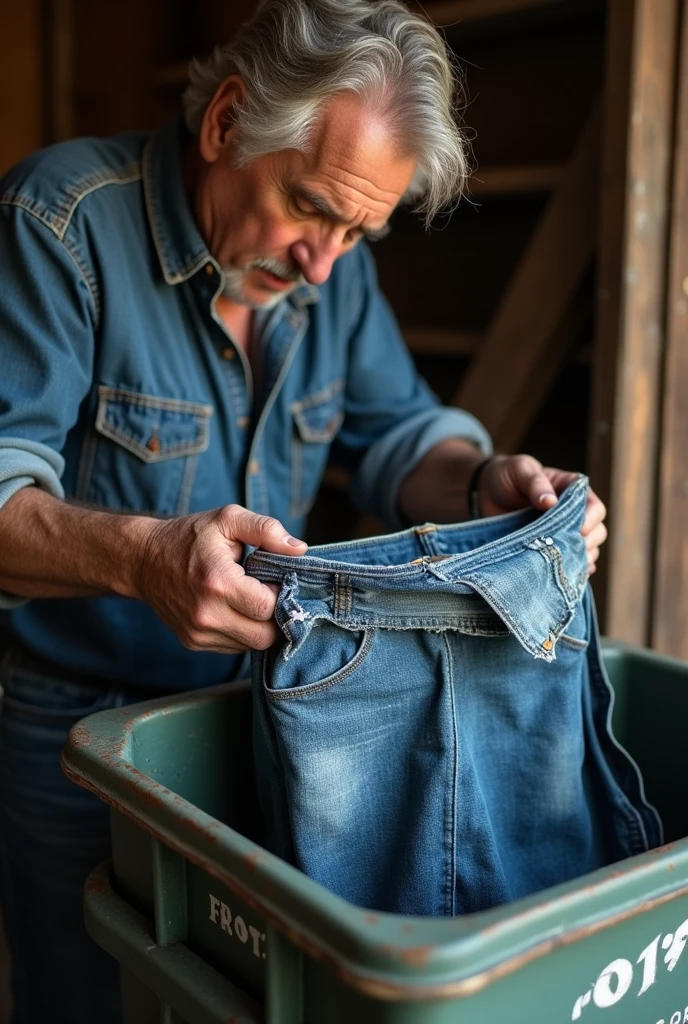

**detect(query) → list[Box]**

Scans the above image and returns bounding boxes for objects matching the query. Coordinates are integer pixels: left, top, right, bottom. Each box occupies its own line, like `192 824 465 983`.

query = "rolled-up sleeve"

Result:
0 203 96 606
336 244 491 527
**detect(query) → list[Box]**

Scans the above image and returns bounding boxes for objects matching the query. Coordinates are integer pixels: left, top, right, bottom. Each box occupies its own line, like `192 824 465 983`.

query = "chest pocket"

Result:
77 386 213 516
290 381 345 518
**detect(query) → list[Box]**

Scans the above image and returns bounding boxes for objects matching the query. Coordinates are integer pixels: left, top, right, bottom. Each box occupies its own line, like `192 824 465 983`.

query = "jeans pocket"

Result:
264 622 373 699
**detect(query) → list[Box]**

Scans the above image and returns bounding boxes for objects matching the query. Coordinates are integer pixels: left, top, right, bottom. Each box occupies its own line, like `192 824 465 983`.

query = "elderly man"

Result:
0 0 606 1019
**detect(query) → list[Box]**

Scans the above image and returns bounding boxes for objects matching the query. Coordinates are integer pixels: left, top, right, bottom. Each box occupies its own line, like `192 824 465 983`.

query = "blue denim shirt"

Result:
0 117 490 691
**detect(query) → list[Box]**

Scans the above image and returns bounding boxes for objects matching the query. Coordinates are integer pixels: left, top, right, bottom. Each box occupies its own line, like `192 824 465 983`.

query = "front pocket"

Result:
264 622 373 699
79 386 213 515
290 382 345 518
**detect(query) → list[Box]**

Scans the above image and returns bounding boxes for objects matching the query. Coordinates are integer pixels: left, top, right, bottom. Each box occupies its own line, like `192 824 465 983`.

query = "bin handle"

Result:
85 862 261 1024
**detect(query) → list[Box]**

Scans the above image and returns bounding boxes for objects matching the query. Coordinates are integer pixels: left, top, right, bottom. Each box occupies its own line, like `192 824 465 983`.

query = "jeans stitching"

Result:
443 632 458 916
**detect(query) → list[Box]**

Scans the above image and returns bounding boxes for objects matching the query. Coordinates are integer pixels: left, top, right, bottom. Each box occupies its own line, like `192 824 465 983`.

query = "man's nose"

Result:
290 238 340 286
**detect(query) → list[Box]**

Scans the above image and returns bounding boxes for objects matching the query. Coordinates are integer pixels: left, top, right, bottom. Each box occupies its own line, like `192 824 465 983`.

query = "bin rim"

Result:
62 645 688 1003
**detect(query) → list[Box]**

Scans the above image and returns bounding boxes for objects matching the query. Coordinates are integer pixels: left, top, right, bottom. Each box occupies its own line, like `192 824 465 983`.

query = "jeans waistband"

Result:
246 477 590 662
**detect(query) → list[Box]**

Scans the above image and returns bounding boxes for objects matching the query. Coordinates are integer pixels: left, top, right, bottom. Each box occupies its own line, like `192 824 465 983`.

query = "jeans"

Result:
247 478 662 916
0 642 135 1024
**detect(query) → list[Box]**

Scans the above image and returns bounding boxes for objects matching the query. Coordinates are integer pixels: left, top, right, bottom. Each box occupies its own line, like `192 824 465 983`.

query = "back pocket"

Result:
78 385 213 515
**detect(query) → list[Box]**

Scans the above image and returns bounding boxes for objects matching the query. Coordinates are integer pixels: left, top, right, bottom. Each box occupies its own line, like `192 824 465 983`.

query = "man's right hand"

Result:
134 504 308 655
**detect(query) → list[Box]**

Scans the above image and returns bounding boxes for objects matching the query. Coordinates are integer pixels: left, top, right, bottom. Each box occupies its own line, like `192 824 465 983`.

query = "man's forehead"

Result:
302 92 416 212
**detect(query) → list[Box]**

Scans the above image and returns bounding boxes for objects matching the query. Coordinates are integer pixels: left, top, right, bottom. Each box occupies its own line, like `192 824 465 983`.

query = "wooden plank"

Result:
652 0 688 657
452 104 600 439
403 328 482 356
153 60 190 88
468 164 563 196
45 0 74 143
588 0 679 645
0 1 43 175
493 286 590 452
414 0 561 26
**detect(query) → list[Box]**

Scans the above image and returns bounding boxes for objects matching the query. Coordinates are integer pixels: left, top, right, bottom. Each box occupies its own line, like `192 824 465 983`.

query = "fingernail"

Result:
539 494 557 507
284 535 307 547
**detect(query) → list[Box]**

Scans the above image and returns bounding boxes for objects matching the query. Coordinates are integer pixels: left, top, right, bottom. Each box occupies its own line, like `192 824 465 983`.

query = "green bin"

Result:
62 641 688 1024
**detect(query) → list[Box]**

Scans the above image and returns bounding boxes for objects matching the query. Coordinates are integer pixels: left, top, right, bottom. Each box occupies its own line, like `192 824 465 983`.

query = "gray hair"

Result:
182 0 471 222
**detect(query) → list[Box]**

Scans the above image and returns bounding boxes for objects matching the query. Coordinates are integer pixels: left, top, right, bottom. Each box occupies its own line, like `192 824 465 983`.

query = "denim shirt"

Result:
0 117 490 691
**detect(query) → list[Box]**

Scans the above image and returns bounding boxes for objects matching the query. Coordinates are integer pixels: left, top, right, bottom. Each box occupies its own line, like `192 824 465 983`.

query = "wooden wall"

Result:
0 4 43 175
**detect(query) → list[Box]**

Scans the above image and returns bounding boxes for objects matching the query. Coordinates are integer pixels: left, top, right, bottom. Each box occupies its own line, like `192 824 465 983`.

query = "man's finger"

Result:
520 469 558 511
584 522 608 552
581 490 607 536
223 568 280 622
221 505 308 554
184 612 280 652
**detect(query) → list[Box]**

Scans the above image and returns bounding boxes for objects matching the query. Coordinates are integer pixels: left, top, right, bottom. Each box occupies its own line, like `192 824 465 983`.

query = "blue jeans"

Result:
0 643 134 1024
247 479 662 916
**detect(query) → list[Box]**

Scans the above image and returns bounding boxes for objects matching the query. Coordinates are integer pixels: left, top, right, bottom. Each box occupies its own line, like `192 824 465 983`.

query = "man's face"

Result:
194 91 417 308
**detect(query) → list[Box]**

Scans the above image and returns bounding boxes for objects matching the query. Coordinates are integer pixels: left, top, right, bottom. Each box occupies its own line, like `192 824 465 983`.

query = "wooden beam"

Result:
45 0 74 143
652 0 688 657
403 328 482 356
452 105 600 440
588 0 679 645
413 0 562 27
468 164 563 196
493 286 590 452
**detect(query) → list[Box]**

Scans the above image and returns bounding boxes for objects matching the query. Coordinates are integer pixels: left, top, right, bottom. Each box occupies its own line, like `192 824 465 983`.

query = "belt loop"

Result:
413 524 440 557
333 574 352 620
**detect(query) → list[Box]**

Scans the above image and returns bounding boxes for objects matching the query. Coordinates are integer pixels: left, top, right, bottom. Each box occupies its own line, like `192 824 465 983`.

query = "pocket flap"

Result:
291 382 345 444
95 386 213 463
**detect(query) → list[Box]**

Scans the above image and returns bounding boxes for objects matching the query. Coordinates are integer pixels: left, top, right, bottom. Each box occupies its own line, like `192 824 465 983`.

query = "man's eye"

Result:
290 197 315 217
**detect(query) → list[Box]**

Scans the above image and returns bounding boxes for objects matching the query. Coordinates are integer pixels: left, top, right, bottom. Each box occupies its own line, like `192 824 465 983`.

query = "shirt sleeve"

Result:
0 202 96 607
336 243 492 527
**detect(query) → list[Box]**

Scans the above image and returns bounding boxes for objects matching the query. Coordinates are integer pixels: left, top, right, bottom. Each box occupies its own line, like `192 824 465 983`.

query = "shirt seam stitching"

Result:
0 196 101 325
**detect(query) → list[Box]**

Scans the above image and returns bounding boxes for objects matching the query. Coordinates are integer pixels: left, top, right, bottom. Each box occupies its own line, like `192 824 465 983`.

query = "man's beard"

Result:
221 257 306 309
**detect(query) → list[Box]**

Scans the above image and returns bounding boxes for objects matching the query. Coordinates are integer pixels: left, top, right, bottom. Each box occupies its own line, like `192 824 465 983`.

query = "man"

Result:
0 0 607 1019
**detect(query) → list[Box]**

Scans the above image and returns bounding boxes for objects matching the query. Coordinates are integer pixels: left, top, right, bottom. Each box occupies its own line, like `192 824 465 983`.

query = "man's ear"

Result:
198 75 247 164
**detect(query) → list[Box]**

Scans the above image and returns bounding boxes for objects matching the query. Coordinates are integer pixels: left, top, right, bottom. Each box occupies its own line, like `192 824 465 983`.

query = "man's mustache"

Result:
245 257 304 284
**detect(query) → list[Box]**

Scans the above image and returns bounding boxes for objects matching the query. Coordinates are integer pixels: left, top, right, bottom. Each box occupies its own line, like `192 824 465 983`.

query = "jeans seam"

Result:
443 632 458 917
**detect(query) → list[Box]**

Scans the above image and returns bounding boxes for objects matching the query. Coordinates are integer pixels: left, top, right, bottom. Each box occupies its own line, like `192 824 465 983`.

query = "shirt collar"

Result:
142 117 320 308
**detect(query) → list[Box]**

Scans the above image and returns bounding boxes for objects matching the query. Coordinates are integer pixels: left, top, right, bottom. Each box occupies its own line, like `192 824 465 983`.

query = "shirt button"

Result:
222 346 236 361
249 460 260 475
205 262 214 276
237 417 250 429
146 435 161 453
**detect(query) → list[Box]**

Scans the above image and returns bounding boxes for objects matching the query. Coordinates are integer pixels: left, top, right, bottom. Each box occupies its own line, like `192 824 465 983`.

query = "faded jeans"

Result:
247 478 662 916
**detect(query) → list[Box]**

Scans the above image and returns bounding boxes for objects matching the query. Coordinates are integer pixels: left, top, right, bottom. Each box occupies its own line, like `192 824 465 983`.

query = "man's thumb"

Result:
226 506 308 554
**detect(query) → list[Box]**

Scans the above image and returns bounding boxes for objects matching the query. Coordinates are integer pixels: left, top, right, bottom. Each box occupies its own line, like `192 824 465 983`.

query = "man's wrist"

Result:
466 455 494 519
397 437 490 525
114 514 161 601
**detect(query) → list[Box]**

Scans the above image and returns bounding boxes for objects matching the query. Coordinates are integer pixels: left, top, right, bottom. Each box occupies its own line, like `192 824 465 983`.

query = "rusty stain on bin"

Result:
244 851 264 872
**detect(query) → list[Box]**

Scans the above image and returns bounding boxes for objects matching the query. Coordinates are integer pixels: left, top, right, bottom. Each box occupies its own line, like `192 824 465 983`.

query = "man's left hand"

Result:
476 454 607 576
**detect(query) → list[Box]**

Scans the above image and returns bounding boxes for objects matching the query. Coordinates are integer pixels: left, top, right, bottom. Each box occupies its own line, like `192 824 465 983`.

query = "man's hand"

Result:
476 455 607 575
134 505 308 654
